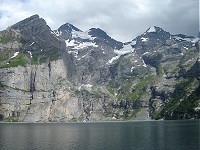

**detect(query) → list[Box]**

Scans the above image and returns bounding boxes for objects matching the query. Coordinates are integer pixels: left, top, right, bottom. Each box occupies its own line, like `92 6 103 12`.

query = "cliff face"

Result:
0 60 68 122
0 15 199 122
0 59 116 122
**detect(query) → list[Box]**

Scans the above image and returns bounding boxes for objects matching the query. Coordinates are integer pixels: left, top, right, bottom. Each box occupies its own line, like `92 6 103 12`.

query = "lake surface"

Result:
0 120 199 150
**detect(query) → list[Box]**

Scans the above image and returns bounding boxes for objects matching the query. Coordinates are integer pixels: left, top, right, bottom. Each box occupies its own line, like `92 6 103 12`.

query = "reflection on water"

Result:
0 120 199 150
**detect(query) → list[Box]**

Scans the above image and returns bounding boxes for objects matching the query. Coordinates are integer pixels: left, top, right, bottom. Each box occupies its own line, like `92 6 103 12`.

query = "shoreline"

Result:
0 118 199 124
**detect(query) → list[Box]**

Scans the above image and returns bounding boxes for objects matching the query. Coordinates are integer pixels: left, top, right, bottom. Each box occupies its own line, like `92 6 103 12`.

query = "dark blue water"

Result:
0 120 199 150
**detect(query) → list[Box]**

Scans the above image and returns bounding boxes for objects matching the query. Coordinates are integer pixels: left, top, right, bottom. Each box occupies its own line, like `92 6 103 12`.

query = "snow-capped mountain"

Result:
0 15 199 122
55 23 82 40
53 23 125 71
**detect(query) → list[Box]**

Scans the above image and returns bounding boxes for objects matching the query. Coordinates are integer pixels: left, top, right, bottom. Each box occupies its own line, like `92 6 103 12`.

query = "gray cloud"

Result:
0 0 198 42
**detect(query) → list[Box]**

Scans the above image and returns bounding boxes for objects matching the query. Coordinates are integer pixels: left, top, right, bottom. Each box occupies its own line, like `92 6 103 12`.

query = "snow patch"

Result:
78 84 93 90
195 107 200 111
183 46 188 50
77 50 91 61
107 44 135 64
142 59 147 67
141 37 148 42
147 26 156 33
173 36 182 41
84 84 93 88
11 52 19 59
131 40 136 45
72 30 95 40
191 37 199 43
173 36 193 42
75 42 98 49
53 30 62 36
131 66 135 72
184 38 193 42
114 44 135 55
143 52 150 55
65 39 77 47
30 42 35 46
65 40 98 49
68 50 78 58
27 51 32 58
107 56 120 64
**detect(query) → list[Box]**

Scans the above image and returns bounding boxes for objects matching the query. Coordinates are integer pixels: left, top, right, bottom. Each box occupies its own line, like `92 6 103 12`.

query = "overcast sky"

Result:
0 0 199 42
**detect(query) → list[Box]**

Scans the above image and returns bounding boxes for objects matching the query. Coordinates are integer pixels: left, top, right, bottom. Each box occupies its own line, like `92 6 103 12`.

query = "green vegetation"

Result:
171 67 180 74
14 87 29 92
129 76 153 100
0 81 5 88
123 108 141 120
31 58 39 65
176 78 196 90
4 117 19 122
92 90 102 98
0 53 27 68
33 48 61 64
0 36 18 44
0 55 9 62
69 117 78 122
157 64 163 76
116 75 155 101
153 110 162 120
154 78 200 120
107 86 115 95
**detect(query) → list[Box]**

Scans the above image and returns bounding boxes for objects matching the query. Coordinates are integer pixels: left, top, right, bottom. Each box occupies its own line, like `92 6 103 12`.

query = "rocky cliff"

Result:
0 15 199 122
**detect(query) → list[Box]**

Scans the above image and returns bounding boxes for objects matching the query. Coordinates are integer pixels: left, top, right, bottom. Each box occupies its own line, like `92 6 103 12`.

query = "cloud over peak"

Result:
0 0 198 42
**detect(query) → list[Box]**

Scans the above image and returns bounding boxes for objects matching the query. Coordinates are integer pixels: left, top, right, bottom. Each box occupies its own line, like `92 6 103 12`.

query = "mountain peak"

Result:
146 26 156 33
88 28 110 39
29 14 40 20
11 14 42 30
58 23 81 32
146 26 167 33
88 28 123 49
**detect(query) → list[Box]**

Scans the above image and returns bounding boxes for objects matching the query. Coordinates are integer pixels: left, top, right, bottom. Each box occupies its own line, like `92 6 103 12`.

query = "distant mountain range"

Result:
0 14 199 122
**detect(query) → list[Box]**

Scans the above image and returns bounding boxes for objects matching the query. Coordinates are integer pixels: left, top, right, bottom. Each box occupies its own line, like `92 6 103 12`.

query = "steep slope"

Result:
10 14 66 64
0 15 117 122
0 16 199 122
0 15 71 122
55 24 124 85
106 26 200 120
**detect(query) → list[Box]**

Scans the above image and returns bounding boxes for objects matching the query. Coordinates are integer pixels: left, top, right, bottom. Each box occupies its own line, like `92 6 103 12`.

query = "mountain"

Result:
56 23 82 40
0 15 199 122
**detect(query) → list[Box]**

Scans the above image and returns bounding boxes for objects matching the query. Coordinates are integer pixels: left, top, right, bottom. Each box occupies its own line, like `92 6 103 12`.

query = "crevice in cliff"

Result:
148 86 156 118
30 70 36 104
52 90 57 102
48 61 51 77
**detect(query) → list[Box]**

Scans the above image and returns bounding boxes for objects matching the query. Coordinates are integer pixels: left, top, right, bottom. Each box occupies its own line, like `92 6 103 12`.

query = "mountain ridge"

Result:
0 14 199 122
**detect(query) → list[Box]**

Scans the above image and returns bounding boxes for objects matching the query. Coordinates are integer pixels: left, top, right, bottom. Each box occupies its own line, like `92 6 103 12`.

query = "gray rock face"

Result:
0 58 114 122
57 23 123 85
0 59 67 121
0 15 199 122
88 28 123 49
11 14 66 63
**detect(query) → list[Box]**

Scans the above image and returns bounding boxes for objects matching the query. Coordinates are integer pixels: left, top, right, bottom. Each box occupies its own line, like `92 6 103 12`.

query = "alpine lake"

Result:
0 120 199 150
